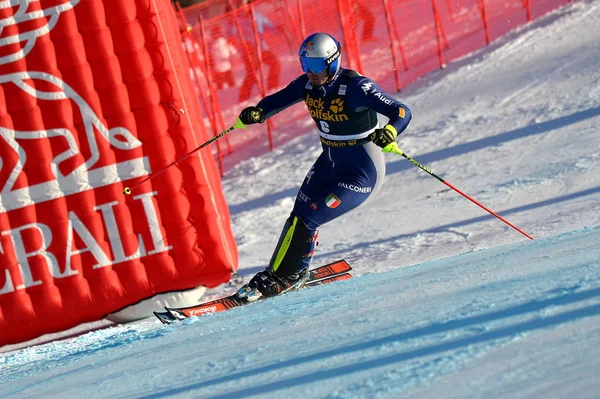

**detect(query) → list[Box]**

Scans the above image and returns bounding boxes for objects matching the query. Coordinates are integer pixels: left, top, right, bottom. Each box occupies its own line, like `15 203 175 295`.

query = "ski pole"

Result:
123 118 247 195
382 142 534 240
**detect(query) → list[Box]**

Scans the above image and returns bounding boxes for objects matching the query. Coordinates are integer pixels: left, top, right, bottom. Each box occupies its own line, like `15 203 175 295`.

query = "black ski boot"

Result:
240 268 310 300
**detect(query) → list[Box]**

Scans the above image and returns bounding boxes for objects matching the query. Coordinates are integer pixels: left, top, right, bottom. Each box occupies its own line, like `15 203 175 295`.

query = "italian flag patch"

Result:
325 194 341 208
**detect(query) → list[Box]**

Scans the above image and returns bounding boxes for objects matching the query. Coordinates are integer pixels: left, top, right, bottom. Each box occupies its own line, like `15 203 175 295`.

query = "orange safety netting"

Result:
177 0 572 173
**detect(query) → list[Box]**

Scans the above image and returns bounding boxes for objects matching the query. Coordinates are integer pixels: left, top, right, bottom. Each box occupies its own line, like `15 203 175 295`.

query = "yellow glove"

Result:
370 125 397 148
239 106 266 124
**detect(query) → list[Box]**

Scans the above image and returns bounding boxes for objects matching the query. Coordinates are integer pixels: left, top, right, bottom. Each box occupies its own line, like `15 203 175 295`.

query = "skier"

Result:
237 32 412 299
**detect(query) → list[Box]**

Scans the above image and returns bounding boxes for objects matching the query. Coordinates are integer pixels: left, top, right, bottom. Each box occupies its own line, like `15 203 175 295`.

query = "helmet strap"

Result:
325 66 340 85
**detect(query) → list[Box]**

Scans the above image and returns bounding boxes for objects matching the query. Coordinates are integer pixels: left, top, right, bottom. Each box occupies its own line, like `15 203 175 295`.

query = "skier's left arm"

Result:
352 76 412 147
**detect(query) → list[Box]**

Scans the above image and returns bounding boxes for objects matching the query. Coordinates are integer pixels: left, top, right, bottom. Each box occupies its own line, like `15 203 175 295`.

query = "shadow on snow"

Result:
140 286 600 398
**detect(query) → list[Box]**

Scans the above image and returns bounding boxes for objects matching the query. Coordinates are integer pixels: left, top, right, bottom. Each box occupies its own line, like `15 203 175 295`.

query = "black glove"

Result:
239 106 266 125
370 125 398 148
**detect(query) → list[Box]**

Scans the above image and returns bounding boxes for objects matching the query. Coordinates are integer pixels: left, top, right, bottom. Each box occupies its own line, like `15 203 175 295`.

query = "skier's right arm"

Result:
239 75 307 125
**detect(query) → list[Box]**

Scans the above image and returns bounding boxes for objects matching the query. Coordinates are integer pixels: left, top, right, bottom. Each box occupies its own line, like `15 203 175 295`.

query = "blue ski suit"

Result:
257 68 412 277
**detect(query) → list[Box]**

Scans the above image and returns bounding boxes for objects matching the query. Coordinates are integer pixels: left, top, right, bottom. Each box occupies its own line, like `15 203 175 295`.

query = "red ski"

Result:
154 260 352 324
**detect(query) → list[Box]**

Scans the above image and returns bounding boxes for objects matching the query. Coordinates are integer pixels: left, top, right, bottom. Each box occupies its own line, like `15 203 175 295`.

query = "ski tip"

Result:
164 307 188 321
153 311 174 325
307 272 353 286
317 259 352 275
333 259 351 270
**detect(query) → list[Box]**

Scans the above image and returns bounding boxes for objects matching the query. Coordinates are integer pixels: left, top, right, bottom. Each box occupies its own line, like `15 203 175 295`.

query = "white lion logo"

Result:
0 72 148 212
0 0 150 213
0 0 80 65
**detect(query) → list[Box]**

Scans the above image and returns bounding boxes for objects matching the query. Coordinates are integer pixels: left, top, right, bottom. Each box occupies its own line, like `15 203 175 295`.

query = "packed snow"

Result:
1 1 599 398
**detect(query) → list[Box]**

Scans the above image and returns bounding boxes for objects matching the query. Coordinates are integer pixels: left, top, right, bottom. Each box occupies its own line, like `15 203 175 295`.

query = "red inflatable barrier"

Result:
0 0 238 347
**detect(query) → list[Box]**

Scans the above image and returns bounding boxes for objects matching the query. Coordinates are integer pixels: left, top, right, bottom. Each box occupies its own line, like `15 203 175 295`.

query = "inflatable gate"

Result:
0 0 238 347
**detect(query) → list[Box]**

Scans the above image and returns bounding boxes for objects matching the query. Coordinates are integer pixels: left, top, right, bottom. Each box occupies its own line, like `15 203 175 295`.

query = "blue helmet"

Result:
298 33 341 77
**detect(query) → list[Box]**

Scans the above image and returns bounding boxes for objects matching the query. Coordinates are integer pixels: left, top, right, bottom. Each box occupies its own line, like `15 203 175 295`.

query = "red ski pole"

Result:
383 143 534 240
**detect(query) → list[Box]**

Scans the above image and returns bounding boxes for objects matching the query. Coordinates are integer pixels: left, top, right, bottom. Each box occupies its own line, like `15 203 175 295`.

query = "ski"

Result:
153 260 352 324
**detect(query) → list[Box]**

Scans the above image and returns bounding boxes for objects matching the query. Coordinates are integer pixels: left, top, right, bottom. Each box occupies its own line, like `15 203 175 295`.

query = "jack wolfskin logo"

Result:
305 94 325 110
306 94 348 122
329 98 344 114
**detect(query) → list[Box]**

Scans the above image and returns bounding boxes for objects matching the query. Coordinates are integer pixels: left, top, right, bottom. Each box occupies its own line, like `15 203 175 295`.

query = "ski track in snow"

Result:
2 228 599 398
1 1 600 398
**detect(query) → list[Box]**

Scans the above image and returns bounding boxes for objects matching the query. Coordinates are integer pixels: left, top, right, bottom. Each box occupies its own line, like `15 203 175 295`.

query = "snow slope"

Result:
1 1 599 398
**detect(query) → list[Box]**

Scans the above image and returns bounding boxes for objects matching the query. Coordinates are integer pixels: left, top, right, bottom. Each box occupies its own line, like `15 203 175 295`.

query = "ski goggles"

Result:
299 49 340 73
299 56 328 74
